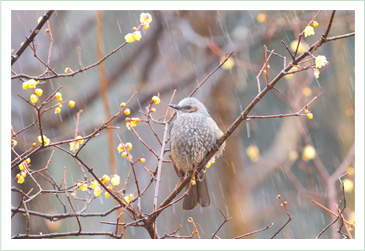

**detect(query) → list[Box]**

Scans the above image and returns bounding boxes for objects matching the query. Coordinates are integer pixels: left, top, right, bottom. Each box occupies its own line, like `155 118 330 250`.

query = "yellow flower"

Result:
90 180 98 189
343 179 354 192
206 160 215 168
101 175 110 184
307 113 313 120
64 67 72 73
58 103 63 109
289 40 308 54
55 92 62 102
124 33 135 43
20 171 27 178
151 108 156 113
117 143 124 153
69 141 79 151
304 26 315 37
123 194 134 204
78 183 88 191
221 57 235 70
68 100 75 107
132 31 142 41
140 13 152 24
152 96 160 104
55 107 61 114
246 145 260 162
28 80 38 88
140 158 146 163
30 94 38 104
104 192 110 198
38 135 50 146
256 13 266 23
143 23 150 30
35 88 43 96
120 102 126 107
19 163 24 170
312 21 319 27
76 136 84 144
124 108 131 115
94 186 103 197
126 122 132 130
122 152 127 158
111 174 120 186
17 176 25 184
23 81 30 90
18 158 31 170
314 68 320 79
302 145 316 161
125 142 132 151
315 55 328 68
79 184 87 192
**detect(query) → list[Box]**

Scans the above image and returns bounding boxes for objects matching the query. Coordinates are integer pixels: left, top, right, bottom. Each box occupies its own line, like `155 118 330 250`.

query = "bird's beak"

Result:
168 104 181 110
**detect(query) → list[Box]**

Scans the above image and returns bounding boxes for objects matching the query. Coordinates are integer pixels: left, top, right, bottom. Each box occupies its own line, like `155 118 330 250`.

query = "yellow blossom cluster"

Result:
38 135 51 146
304 26 315 37
117 142 133 156
315 55 328 69
299 19 329 79
16 158 31 184
23 79 41 104
124 13 152 43
16 170 27 184
304 108 314 120
22 79 76 113
77 174 121 198
140 13 152 30
122 194 135 204
69 136 85 151
304 20 319 38
311 55 329 79
18 158 31 170
152 96 160 104
126 117 140 130
124 31 142 43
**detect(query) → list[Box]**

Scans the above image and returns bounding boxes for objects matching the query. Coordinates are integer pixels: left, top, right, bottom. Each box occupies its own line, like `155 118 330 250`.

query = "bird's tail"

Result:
183 176 210 210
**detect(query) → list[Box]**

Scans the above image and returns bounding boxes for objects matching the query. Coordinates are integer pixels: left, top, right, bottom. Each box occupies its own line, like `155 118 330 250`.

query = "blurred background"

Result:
11 10 355 239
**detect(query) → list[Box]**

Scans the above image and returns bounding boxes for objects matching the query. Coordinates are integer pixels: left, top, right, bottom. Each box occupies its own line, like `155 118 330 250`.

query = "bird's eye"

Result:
185 106 192 110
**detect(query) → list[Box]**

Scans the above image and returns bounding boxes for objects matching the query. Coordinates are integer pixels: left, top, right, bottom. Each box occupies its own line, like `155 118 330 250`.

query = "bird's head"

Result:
169 97 210 117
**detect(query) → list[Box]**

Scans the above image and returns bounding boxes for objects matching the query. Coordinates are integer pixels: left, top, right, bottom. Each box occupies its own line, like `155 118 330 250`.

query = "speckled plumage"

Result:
169 97 226 210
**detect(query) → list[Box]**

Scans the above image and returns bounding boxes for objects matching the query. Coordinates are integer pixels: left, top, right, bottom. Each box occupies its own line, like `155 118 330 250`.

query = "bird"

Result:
169 97 226 210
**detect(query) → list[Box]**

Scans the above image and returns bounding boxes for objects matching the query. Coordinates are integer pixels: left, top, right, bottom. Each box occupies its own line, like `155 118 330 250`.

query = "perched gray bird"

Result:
169 97 226 210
